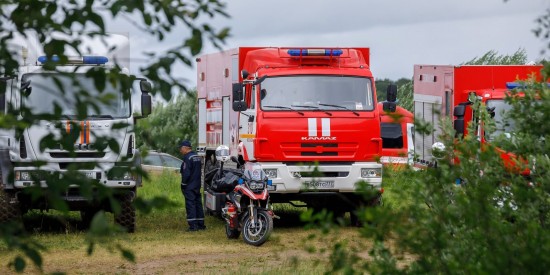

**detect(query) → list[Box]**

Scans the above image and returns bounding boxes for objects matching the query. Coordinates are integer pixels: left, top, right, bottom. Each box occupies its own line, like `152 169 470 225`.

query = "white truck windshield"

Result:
21 73 131 118
260 76 374 111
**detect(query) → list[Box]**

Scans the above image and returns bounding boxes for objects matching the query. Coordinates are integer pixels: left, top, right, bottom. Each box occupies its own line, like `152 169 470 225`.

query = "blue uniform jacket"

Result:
181 151 202 189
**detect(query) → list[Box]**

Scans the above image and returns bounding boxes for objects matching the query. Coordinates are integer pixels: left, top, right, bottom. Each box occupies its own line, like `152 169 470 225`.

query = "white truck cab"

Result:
0 55 152 232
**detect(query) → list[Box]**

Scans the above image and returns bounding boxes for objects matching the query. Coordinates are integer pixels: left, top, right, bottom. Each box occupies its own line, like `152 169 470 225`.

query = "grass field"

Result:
0 170 395 274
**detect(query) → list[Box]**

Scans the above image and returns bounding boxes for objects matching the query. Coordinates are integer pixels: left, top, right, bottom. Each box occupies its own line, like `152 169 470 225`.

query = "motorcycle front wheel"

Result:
242 209 273 246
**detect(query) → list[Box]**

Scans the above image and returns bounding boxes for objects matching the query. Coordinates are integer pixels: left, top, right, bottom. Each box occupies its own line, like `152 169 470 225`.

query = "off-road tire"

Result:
114 192 136 233
242 210 273 246
225 223 240 239
0 190 21 223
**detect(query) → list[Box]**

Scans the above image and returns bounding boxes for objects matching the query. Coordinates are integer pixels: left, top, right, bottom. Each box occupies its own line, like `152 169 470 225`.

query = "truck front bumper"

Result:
259 162 382 193
13 167 137 189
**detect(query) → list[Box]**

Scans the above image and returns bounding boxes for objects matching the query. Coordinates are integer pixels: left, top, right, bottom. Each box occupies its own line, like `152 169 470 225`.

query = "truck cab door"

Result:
238 86 257 161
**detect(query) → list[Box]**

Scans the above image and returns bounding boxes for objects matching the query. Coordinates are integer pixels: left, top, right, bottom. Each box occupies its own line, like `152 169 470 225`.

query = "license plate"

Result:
304 181 335 189
84 172 96 179
268 185 276 191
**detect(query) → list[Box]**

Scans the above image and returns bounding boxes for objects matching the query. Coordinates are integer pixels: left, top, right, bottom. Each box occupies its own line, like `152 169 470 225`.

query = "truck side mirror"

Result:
232 83 243 101
453 105 466 138
233 101 247 112
141 93 152 117
139 80 152 117
232 82 247 111
386 84 397 102
382 102 396 112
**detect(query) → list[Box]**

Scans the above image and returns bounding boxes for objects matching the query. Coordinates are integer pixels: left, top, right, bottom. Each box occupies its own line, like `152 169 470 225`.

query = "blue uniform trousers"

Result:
181 184 205 229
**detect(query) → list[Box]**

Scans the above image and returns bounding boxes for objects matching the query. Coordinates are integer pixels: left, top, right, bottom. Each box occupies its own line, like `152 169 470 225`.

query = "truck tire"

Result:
0 190 21 223
80 209 97 229
350 194 382 227
114 192 136 233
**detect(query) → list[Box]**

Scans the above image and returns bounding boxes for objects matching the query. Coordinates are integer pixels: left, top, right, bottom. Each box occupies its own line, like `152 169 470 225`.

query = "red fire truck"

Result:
413 64 544 170
378 103 414 167
196 47 404 217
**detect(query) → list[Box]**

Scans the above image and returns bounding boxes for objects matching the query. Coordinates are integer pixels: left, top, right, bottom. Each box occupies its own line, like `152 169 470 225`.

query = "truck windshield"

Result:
486 99 514 141
21 73 131 118
260 76 374 111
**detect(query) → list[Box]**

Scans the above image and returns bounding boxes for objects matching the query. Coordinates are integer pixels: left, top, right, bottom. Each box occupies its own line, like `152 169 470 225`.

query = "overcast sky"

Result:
100 0 550 87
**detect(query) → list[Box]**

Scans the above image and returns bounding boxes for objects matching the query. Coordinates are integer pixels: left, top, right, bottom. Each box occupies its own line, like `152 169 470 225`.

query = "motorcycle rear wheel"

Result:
225 223 240 239
242 209 273 246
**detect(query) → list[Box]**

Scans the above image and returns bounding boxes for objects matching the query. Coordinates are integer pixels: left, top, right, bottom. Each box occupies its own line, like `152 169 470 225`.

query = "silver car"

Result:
142 151 182 173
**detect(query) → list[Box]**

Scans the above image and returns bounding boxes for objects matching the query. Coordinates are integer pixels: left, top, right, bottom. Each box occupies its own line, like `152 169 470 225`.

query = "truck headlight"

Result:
110 171 134 180
15 171 31 181
264 169 277 179
361 168 382 178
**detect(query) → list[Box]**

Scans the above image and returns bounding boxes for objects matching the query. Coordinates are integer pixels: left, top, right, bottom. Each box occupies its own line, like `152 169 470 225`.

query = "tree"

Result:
462 48 528 65
305 51 550 274
0 1 229 272
136 90 198 157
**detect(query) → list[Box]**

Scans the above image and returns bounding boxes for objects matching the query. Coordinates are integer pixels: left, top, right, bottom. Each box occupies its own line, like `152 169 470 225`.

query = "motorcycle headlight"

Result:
248 181 265 190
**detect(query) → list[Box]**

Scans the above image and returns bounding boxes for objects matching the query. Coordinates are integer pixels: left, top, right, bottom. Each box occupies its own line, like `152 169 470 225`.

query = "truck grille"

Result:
300 143 338 156
279 142 358 158
49 152 106 158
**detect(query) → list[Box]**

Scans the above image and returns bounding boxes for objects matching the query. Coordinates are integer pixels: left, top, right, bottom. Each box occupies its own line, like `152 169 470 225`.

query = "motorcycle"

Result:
204 145 275 246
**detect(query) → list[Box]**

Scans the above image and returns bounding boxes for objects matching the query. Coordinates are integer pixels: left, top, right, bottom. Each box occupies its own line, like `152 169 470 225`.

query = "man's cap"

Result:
179 140 192 148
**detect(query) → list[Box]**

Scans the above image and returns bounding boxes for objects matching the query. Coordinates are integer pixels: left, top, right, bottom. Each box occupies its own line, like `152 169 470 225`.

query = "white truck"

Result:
0 54 152 232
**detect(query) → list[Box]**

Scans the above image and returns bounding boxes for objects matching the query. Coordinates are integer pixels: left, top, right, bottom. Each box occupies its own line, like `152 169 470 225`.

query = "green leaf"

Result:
185 28 203 56
120 248 136 262
13 256 26 272
143 13 152 26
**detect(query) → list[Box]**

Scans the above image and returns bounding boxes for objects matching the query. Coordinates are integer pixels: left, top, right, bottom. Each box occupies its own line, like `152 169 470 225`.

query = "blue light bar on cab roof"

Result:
37 55 109 65
506 82 523 89
506 82 550 89
287 49 343 57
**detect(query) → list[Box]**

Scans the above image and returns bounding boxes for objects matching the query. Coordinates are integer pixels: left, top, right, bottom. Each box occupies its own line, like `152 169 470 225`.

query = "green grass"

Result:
1 168 414 274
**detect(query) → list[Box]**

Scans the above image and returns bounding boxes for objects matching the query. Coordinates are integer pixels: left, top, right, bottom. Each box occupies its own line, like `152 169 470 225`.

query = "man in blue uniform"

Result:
179 140 206 231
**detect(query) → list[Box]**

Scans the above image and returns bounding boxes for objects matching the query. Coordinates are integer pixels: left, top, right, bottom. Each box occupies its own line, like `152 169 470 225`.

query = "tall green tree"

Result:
0 1 229 273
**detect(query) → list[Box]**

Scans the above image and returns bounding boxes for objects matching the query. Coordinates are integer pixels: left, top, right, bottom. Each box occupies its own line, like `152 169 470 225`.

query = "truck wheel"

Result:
114 192 136 233
0 190 21 223
80 209 97 229
350 195 382 227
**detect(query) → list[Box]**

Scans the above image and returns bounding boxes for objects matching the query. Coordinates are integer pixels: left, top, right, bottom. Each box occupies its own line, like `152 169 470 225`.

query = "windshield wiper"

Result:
291 105 332 116
61 115 77 120
263 105 304 115
88 115 114 119
318 103 359 116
